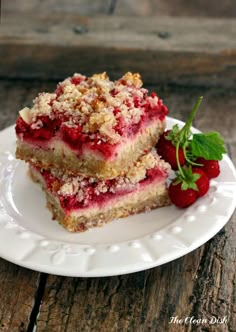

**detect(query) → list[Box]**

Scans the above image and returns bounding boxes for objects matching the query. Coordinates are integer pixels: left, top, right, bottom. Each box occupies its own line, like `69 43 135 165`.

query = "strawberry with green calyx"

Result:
168 165 209 207
164 96 226 208
168 182 197 208
172 166 201 191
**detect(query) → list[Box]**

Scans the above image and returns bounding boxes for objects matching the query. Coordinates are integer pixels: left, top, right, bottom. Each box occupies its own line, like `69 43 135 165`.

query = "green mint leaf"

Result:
191 132 226 160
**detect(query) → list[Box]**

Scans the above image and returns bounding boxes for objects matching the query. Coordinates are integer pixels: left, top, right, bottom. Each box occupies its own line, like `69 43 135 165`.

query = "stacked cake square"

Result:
15 72 170 232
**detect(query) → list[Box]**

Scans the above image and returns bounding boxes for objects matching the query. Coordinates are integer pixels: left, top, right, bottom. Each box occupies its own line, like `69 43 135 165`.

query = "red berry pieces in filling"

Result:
168 182 197 208
37 115 62 133
88 140 114 159
61 125 85 149
70 76 83 85
55 85 63 97
16 114 62 141
156 131 185 170
32 128 53 140
144 99 168 121
60 195 80 211
61 125 114 158
195 157 220 179
15 117 30 135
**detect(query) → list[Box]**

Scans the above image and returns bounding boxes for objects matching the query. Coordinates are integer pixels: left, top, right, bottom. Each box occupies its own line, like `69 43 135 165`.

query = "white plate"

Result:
0 118 236 277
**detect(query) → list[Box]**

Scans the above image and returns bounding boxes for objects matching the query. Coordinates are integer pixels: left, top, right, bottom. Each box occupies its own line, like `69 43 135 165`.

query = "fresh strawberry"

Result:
156 131 185 170
192 167 209 197
168 182 197 208
168 166 209 207
159 96 226 208
195 157 220 179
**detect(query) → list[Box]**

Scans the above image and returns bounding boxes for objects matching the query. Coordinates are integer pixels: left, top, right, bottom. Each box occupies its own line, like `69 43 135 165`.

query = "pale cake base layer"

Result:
29 166 170 233
17 120 164 179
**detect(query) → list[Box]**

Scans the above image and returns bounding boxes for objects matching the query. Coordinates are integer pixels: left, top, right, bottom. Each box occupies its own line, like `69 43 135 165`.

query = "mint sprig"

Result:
171 96 226 190
175 96 203 181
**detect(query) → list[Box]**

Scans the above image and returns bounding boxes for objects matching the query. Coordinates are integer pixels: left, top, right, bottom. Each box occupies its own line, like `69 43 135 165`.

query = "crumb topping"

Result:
18 72 168 145
121 72 143 88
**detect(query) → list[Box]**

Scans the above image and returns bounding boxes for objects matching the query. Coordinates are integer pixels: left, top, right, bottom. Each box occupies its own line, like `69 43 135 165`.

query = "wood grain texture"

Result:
0 81 49 332
0 80 56 131
115 0 236 18
0 15 235 87
1 80 234 332
2 0 112 15
191 93 236 332
3 0 236 18
0 259 41 332
35 252 203 332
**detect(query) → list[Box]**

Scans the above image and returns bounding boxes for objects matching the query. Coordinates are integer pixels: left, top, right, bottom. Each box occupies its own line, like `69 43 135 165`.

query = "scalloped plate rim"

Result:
0 118 235 277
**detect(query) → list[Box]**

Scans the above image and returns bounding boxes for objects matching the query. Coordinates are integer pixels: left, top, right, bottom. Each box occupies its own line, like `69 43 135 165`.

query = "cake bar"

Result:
29 151 170 232
16 72 168 179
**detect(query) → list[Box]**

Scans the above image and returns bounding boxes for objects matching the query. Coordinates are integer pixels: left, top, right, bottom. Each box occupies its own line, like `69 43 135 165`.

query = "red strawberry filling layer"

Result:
15 72 168 160
16 116 62 141
16 101 167 158
34 163 167 213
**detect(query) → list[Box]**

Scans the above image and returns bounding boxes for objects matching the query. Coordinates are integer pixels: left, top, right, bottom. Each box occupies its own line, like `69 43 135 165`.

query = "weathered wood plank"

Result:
3 0 236 18
0 80 49 331
115 0 236 18
0 15 235 87
2 0 112 15
0 80 56 131
35 250 204 332
187 219 236 332
0 259 42 332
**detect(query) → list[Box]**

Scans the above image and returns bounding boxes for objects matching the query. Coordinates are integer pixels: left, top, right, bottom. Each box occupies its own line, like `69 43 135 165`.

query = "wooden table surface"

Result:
0 4 236 332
